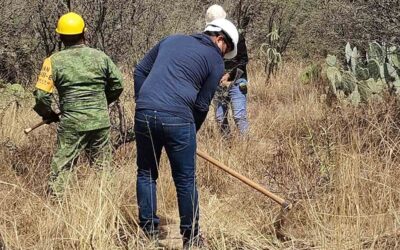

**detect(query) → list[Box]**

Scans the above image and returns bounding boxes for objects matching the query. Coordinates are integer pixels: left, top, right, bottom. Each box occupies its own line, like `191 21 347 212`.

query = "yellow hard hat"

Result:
56 12 85 35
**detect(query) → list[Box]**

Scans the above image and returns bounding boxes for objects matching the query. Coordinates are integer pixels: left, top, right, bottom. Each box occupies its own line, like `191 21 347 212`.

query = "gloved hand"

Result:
44 112 60 124
239 82 247 95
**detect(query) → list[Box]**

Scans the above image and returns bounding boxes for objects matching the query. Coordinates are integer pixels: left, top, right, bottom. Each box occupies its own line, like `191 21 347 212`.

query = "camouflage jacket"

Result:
33 44 123 131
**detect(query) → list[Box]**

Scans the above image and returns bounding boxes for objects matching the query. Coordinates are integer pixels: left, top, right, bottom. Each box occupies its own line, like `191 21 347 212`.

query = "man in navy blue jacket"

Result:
133 19 238 248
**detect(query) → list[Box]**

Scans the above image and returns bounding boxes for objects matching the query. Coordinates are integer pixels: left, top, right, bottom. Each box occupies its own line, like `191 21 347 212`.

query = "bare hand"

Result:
220 73 230 83
219 73 230 87
220 80 231 88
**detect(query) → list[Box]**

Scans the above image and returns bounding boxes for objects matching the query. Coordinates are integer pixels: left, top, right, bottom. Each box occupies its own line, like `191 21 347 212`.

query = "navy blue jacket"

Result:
134 33 224 130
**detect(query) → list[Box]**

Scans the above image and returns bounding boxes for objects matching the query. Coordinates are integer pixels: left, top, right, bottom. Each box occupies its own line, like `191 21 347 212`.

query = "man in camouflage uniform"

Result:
33 12 123 195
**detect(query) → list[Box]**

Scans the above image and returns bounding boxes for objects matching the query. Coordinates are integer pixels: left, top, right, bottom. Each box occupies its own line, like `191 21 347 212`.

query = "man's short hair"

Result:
204 30 234 51
60 33 84 46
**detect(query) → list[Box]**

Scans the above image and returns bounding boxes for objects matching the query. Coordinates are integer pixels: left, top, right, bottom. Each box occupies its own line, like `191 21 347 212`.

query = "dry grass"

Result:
1 62 399 249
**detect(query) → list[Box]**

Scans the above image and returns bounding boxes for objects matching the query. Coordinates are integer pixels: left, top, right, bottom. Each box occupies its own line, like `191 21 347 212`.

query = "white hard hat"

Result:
204 18 239 59
205 4 226 24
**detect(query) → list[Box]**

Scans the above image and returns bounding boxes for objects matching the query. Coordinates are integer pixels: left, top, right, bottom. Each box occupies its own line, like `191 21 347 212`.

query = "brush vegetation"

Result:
2 1 400 249
1 63 399 249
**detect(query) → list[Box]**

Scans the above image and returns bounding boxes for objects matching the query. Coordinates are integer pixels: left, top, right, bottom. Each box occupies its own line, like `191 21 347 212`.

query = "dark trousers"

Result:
134 109 199 239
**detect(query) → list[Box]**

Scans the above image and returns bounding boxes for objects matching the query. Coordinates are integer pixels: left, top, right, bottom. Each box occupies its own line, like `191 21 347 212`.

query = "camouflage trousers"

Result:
49 126 112 195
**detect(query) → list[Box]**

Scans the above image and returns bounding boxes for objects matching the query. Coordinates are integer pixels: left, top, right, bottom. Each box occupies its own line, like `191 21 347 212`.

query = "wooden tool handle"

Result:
196 149 292 210
24 120 47 134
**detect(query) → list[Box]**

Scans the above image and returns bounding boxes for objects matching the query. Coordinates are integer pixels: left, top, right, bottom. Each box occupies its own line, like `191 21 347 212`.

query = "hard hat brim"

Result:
55 27 87 35
224 46 237 59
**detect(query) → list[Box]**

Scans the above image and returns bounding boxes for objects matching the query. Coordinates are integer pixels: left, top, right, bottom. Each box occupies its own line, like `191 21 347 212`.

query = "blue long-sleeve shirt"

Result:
134 33 224 130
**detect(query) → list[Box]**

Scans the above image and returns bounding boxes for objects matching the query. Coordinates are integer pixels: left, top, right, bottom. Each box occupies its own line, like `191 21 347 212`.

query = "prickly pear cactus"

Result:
355 65 369 81
345 42 352 64
384 63 397 81
348 85 361 105
326 54 337 67
369 42 385 64
319 41 400 105
388 47 400 75
390 51 400 68
326 65 341 94
367 59 380 80
391 79 400 95
358 78 385 103
386 46 400 94
341 71 357 95
351 47 358 74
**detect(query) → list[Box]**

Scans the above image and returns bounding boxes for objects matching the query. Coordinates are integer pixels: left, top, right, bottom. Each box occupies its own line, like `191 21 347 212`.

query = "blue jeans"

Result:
215 78 249 136
134 110 199 239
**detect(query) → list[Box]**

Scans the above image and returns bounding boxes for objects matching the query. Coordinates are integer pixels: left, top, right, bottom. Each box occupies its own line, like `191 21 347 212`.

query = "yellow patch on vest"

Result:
35 57 54 93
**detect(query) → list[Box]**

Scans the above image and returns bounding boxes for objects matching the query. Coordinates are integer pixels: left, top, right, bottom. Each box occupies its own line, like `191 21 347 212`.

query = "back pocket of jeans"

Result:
162 122 192 152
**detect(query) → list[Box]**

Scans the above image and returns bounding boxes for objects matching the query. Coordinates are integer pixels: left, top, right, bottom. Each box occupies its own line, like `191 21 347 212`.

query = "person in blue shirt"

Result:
133 19 238 248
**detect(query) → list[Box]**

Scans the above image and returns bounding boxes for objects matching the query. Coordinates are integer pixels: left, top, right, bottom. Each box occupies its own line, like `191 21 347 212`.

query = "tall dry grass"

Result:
0 62 399 249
